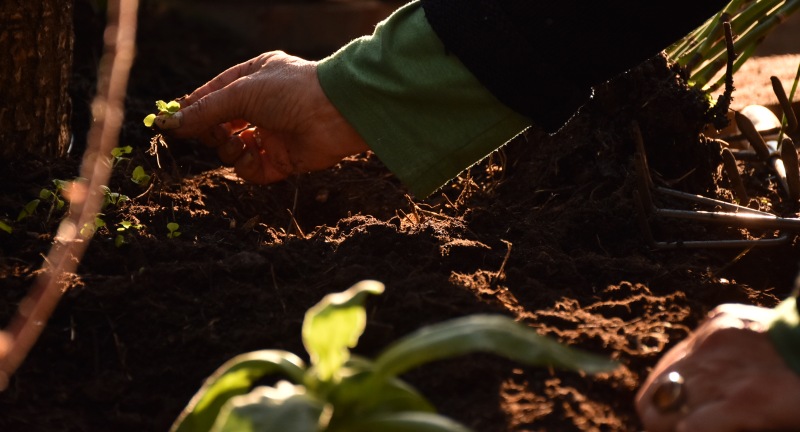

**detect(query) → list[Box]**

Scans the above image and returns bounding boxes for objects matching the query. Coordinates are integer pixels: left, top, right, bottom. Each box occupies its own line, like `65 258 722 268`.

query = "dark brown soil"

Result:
2 2 799 431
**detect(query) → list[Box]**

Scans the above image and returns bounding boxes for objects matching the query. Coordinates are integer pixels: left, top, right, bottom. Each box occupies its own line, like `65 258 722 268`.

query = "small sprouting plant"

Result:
17 199 40 221
0 220 12 234
131 165 151 186
167 222 181 239
80 215 107 238
115 220 143 247
170 281 616 432
100 185 129 210
110 145 133 167
18 179 68 221
143 100 180 128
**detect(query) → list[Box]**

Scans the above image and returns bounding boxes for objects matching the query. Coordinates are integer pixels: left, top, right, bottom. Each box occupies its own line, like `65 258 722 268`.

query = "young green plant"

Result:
115 220 143 247
170 281 617 432
167 222 181 239
143 99 180 128
17 179 69 222
131 165 151 186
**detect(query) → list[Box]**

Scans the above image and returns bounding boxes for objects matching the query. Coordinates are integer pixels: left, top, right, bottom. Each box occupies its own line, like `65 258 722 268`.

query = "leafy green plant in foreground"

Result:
171 281 617 432
143 99 180 128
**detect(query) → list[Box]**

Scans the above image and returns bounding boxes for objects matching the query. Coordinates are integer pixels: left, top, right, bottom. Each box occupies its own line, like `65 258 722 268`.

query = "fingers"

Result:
164 54 275 139
181 55 268 107
214 128 295 184
167 86 243 139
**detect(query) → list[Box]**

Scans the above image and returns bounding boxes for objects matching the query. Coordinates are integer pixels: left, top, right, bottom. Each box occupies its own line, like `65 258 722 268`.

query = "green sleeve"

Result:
317 1 531 197
768 296 800 375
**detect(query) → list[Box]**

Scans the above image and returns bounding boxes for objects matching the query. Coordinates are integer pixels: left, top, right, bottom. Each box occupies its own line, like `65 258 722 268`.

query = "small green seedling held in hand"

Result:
144 100 180 128
170 281 617 432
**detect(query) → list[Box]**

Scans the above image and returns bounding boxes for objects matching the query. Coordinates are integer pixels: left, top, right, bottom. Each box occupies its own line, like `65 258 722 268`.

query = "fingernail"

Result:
155 111 183 130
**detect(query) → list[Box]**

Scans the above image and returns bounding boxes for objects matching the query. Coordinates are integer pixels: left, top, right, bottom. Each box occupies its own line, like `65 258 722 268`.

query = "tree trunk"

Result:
0 0 74 159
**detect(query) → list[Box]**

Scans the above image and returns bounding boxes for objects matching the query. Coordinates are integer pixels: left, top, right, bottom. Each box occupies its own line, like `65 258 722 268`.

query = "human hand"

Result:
159 51 369 183
636 303 800 432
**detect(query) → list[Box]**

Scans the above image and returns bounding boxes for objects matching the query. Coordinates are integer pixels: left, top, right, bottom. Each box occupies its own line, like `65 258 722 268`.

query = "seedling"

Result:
110 145 133 167
167 222 181 239
17 199 40 221
100 185 129 210
170 281 616 432
131 165 151 186
115 220 143 247
80 215 107 238
143 100 180 128
0 220 12 234
17 179 68 221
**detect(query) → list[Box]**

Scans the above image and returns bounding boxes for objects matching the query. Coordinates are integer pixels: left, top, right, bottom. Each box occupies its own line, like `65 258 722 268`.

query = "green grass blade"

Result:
372 315 618 380
342 412 473 432
170 350 306 432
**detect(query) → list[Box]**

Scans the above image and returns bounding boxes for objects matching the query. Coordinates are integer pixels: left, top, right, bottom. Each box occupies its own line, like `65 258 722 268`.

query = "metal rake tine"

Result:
655 208 800 231
647 232 790 250
653 186 771 216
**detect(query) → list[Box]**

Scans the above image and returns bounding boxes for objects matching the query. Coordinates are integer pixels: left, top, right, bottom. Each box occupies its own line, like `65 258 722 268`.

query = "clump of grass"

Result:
669 0 800 91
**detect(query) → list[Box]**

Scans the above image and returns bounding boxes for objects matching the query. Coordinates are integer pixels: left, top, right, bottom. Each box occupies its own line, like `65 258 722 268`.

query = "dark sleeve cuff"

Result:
419 0 728 132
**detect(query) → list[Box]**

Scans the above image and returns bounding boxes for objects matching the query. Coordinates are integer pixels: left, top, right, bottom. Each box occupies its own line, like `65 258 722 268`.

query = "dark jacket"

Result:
421 1 729 131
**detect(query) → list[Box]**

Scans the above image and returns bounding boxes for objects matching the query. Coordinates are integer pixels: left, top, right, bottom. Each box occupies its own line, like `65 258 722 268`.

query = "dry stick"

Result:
721 148 750 202
715 21 737 114
771 76 799 134
781 137 800 202
735 111 772 161
0 0 139 390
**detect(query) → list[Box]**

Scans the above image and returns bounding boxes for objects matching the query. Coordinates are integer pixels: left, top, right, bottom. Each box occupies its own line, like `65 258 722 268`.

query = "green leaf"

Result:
0 220 12 234
155 100 168 112
143 113 156 127
171 350 307 432
302 280 384 382
111 146 133 158
17 199 40 221
327 365 434 425
344 412 473 432
39 189 54 200
52 179 69 191
373 315 618 380
114 234 125 247
131 165 151 185
166 100 181 113
212 381 326 432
